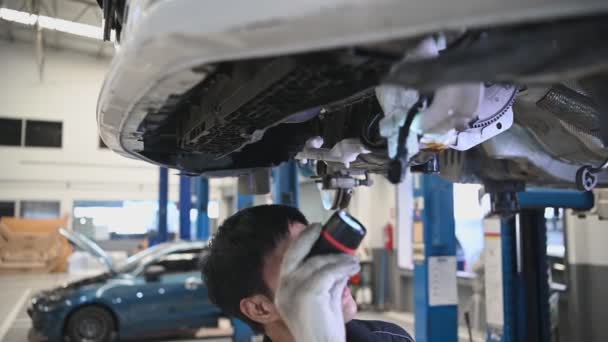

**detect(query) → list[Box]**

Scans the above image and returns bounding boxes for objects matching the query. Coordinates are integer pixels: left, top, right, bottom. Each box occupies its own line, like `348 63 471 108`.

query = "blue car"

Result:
28 229 249 342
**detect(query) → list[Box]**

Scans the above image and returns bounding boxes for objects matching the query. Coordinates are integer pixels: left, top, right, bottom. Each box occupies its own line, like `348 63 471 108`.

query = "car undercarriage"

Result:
97 2 608 209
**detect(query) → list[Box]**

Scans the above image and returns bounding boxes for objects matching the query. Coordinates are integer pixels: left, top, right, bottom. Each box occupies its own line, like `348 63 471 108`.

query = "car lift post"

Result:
414 174 459 342
232 166 297 341
225 186 257 341
485 189 594 342
179 175 192 240
272 160 299 207
195 177 210 240
233 185 257 342
237 193 254 209
156 167 169 244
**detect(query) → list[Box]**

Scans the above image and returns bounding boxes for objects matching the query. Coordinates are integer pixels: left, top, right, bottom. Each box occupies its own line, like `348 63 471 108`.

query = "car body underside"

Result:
98 0 608 201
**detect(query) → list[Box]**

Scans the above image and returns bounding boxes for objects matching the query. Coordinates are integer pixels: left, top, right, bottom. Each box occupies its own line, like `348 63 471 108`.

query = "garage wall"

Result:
0 40 181 216
298 180 333 223
349 175 397 249
298 175 397 249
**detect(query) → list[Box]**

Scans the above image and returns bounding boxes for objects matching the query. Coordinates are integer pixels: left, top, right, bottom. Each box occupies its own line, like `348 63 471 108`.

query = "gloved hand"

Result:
275 224 361 342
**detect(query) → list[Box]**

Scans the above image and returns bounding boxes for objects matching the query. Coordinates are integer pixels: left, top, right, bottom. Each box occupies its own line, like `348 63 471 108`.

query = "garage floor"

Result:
0 274 480 342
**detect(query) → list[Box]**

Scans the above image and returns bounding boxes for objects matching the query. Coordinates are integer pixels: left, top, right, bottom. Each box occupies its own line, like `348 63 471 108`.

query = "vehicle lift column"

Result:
414 174 459 342
273 160 299 207
195 177 210 240
156 167 169 244
179 175 192 240
485 189 594 342
234 179 256 341
237 193 254 210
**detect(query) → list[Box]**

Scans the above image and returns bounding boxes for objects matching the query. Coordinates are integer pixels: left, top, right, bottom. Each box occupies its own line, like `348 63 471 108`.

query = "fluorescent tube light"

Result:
0 7 114 41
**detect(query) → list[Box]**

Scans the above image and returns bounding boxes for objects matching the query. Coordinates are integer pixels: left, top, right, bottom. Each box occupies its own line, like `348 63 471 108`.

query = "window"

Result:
73 200 181 240
0 201 16 218
99 136 108 149
25 120 62 148
151 248 204 274
20 201 60 219
453 183 485 273
0 118 22 146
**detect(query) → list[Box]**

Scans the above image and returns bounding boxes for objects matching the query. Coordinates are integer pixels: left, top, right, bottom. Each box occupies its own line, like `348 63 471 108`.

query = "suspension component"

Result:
576 158 608 191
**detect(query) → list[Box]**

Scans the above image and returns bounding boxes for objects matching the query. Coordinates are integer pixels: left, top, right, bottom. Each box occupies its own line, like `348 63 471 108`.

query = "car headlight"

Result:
47 292 64 302
37 300 62 312
35 290 72 312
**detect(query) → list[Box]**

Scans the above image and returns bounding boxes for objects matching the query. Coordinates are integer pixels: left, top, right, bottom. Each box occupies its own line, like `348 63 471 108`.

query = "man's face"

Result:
262 222 358 323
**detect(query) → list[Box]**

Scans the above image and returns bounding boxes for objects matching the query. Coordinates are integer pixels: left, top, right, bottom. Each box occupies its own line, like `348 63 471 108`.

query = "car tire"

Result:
66 306 116 342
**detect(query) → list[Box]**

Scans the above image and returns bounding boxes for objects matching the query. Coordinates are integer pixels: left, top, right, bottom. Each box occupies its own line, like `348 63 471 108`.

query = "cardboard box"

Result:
0 217 72 274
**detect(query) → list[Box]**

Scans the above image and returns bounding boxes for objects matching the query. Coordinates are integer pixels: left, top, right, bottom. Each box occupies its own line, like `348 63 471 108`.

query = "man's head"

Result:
201 205 357 332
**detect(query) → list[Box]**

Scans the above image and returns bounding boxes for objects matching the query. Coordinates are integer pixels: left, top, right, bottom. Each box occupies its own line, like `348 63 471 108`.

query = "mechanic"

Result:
201 204 413 342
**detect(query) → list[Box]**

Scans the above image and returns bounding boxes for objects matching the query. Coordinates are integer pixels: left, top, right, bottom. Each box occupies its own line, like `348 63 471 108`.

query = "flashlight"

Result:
307 210 367 258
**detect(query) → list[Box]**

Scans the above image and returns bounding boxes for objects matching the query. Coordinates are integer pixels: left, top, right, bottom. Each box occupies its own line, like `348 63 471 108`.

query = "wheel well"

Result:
62 303 120 338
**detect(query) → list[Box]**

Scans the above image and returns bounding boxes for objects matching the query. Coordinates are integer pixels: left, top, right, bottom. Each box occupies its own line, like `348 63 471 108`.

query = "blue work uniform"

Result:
263 319 414 341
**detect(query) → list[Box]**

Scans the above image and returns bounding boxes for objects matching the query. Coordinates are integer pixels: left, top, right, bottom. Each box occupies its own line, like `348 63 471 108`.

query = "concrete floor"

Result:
0 273 481 342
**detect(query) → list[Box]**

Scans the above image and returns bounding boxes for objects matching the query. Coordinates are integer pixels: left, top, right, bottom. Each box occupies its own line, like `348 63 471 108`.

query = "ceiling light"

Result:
0 7 114 41
0 7 38 25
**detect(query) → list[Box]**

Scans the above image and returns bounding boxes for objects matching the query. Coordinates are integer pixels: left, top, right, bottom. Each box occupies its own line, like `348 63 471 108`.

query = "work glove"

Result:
275 224 361 342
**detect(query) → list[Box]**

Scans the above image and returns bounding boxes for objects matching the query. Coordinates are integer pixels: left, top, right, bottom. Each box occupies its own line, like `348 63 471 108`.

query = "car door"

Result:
124 247 205 337
125 273 186 337
132 247 218 335
160 270 218 329
155 249 221 329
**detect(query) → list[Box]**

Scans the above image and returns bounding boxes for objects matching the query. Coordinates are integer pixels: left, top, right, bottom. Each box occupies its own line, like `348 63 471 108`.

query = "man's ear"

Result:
240 294 281 325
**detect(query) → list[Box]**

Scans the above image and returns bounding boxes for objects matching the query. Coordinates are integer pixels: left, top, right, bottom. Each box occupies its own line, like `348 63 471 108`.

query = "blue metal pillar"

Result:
491 210 549 342
196 177 209 241
488 189 594 342
237 194 254 210
225 183 256 340
501 217 518 342
272 160 299 207
518 209 550 342
518 188 594 209
179 175 192 240
414 174 458 342
486 216 518 342
156 167 169 244
231 185 255 342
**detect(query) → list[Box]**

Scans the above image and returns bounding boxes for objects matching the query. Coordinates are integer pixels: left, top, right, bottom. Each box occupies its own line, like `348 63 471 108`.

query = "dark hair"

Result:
201 205 308 331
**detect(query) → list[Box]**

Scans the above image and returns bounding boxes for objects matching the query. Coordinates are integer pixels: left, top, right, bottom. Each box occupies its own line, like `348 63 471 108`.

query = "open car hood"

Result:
59 228 116 273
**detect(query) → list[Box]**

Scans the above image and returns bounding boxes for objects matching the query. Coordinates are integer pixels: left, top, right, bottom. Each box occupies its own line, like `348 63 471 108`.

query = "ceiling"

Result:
0 0 114 68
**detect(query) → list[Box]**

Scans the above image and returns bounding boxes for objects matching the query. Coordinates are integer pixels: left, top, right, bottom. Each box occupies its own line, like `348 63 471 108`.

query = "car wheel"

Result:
66 306 116 342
